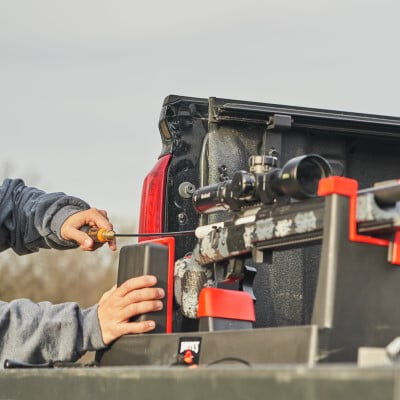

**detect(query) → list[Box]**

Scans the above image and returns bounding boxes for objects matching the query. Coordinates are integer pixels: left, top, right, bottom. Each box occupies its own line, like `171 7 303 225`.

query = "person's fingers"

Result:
120 287 164 307
64 228 94 250
87 208 113 230
108 238 117 251
91 242 104 251
97 276 162 344
121 300 163 320
60 207 118 253
117 276 157 297
98 209 108 218
120 320 156 335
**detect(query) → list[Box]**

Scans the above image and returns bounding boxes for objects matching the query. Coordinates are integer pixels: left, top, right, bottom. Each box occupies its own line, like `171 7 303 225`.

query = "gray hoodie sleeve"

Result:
0 178 91 255
0 301 105 365
0 179 107 365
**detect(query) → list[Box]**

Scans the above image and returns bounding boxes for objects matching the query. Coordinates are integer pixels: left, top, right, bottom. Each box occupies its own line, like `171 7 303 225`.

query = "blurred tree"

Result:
0 223 136 307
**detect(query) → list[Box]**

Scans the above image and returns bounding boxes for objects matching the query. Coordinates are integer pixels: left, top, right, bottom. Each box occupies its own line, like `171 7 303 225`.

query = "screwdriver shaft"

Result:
81 225 195 243
115 230 195 237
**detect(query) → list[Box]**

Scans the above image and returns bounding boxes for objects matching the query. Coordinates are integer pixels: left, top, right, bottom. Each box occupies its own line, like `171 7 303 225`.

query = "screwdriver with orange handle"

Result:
80 225 195 243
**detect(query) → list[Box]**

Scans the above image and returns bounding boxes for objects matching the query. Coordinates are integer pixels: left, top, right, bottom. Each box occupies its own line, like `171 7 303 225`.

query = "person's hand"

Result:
60 208 117 251
97 275 164 345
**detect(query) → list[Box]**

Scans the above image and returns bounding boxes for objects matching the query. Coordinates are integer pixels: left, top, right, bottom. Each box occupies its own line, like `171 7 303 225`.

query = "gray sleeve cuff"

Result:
82 304 107 351
50 205 88 248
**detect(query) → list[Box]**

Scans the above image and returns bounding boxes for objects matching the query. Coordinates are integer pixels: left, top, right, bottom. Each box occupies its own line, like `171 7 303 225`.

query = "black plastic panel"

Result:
117 243 168 333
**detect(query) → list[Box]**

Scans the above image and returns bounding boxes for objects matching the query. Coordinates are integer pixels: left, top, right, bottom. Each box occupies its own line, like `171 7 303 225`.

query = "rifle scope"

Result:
193 154 332 214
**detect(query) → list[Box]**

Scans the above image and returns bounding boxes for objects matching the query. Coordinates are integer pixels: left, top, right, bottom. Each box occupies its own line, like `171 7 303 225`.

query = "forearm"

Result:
0 300 106 367
0 179 90 254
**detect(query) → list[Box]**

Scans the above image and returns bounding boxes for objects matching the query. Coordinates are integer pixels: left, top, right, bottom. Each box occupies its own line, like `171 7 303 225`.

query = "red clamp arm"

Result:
318 176 400 266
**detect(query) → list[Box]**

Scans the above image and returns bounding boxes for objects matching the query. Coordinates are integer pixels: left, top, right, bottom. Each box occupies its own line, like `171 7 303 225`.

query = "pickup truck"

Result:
137 94 400 332
1 95 400 399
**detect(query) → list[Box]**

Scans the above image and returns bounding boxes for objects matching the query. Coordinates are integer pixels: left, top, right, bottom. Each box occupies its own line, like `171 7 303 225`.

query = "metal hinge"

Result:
267 114 293 130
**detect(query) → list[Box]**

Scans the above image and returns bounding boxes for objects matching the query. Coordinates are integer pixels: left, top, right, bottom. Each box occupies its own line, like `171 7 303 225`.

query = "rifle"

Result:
174 153 400 319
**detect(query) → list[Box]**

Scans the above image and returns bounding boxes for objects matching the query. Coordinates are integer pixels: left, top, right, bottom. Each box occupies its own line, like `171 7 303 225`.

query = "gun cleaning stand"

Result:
97 177 400 367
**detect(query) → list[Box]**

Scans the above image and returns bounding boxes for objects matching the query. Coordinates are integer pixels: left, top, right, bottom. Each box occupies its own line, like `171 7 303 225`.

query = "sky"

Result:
1 0 399 228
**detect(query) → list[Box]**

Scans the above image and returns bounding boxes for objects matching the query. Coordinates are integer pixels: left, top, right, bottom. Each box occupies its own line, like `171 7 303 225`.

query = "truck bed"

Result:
1 364 398 400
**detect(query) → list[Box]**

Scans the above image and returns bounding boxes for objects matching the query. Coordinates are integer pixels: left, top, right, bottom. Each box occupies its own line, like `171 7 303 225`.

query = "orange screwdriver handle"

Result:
80 226 115 243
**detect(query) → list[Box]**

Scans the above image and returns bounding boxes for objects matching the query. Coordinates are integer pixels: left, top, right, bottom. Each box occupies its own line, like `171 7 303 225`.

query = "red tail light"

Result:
138 154 172 242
